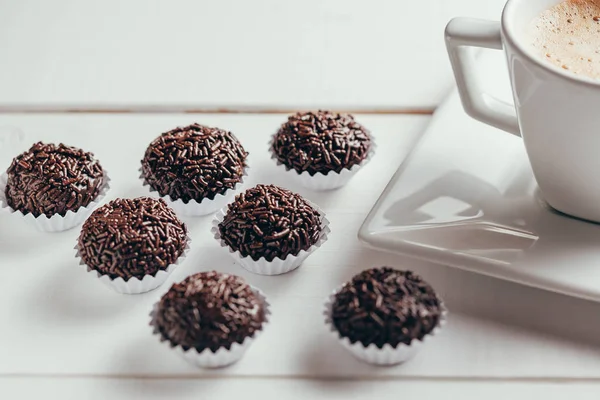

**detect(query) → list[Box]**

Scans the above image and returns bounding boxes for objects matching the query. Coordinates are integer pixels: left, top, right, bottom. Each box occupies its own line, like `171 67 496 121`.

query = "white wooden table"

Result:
2 1 599 399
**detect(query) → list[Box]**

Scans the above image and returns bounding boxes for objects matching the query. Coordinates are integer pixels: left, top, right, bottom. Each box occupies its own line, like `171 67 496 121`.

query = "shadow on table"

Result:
23 260 137 322
0 213 56 256
431 265 600 349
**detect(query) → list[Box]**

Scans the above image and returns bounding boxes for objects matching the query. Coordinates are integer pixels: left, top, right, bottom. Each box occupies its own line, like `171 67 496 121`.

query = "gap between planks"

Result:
0 106 434 115
1 374 600 383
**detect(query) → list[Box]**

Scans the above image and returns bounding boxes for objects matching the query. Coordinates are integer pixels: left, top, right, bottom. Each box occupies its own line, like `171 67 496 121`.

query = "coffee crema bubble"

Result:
529 0 600 79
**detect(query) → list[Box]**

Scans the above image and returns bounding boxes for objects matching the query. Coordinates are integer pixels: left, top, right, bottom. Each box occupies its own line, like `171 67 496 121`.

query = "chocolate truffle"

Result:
78 197 187 280
218 184 322 261
141 123 248 203
271 110 372 176
331 267 443 348
154 271 266 352
5 142 105 217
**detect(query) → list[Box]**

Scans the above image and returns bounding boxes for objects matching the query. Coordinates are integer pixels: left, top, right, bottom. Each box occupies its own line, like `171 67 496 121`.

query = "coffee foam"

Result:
529 0 600 79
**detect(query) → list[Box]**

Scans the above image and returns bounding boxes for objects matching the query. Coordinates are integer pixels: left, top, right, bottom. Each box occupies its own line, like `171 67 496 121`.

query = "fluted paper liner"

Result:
324 288 447 365
149 287 270 368
75 236 191 295
269 136 376 191
140 164 249 217
0 171 111 232
211 201 330 276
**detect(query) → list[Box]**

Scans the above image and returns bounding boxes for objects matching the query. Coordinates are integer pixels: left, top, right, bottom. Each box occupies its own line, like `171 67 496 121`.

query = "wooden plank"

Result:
2 377 600 400
0 0 506 111
1 114 600 381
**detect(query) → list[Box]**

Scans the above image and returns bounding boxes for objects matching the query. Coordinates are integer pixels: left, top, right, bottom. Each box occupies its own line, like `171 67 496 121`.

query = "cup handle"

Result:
445 17 520 137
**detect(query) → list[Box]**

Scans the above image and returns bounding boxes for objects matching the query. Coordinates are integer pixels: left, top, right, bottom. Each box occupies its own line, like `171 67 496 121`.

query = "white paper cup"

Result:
211 201 330 276
75 236 191 295
269 136 376 191
140 164 249 217
324 288 447 365
149 287 270 368
0 171 111 232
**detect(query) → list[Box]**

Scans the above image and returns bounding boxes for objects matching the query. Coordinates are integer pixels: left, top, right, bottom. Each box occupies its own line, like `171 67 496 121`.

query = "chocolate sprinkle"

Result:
331 267 443 348
5 142 105 217
271 111 372 176
154 271 266 352
218 184 322 261
78 197 187 280
141 123 248 203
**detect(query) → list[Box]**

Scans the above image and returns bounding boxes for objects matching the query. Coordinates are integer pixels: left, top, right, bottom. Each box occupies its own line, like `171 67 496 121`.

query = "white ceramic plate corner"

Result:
359 51 600 303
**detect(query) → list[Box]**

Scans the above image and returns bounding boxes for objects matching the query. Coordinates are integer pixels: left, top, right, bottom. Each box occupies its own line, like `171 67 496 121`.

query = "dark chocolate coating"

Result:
218 184 322 261
78 197 187 280
154 271 266 352
5 142 105 217
141 123 248 203
271 111 372 176
331 267 443 348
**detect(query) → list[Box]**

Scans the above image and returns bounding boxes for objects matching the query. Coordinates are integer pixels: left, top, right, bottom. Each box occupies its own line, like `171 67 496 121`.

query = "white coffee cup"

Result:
446 0 600 222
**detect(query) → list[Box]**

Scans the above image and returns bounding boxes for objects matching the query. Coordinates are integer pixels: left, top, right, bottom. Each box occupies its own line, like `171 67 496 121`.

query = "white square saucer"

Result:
359 51 600 302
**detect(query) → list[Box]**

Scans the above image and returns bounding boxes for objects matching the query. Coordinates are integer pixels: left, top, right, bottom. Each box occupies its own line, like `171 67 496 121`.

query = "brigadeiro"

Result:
270 110 374 190
212 184 330 275
150 271 270 368
0 142 110 232
141 123 249 216
76 197 190 294
325 267 446 365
